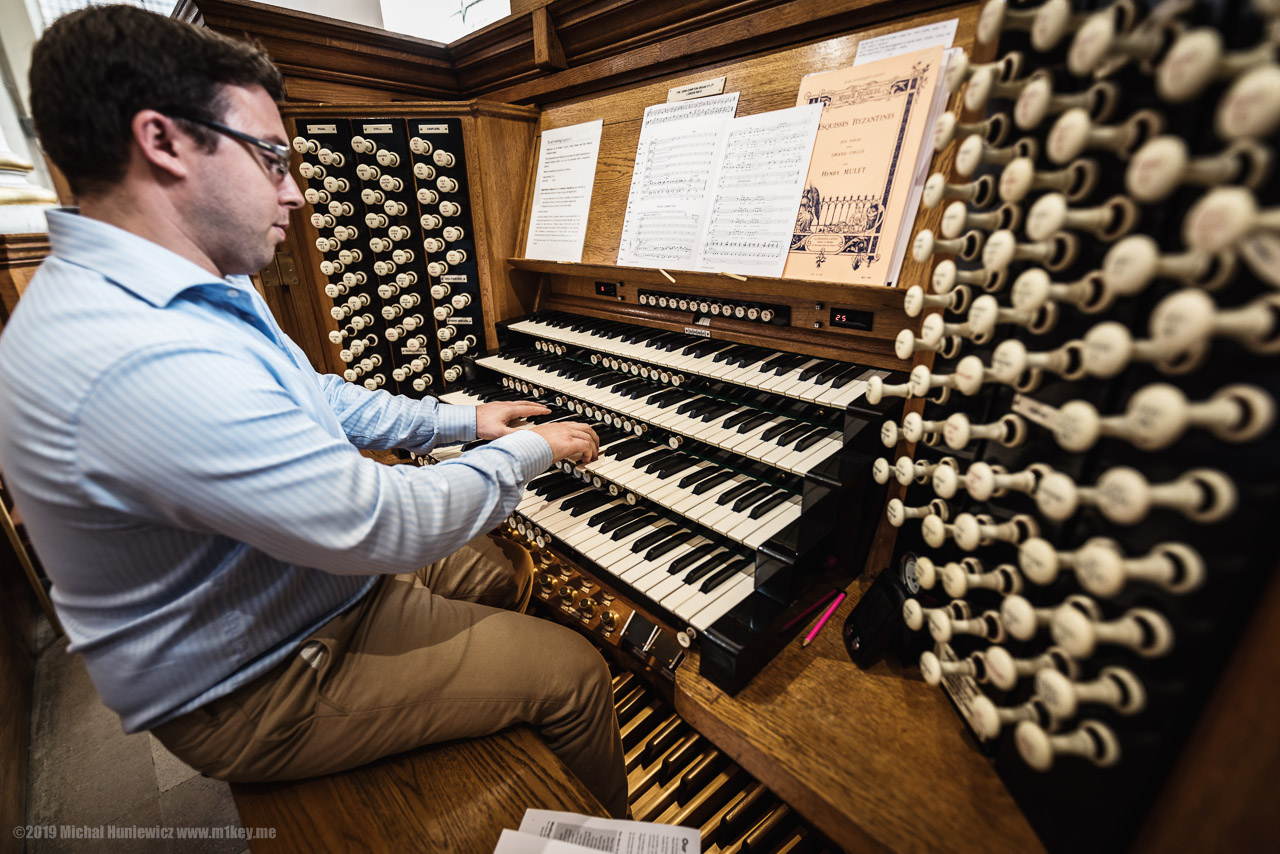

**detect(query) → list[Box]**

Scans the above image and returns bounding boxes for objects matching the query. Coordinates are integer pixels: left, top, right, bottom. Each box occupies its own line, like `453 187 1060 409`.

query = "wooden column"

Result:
0 232 50 330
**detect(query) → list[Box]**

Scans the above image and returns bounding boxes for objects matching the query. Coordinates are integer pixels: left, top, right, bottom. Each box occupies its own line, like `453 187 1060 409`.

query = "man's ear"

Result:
131 110 195 180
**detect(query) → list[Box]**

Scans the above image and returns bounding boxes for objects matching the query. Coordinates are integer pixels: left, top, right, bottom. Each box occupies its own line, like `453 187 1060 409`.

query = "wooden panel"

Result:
0 485 37 854
471 0 961 104
231 726 607 853
514 260 916 368
675 592 1043 854
0 233 50 329
533 4 969 274
190 0 460 100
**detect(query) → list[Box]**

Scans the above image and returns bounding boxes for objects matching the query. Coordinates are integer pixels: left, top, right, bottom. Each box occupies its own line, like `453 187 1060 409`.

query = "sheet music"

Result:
616 93 741 270
524 119 604 263
694 103 824 277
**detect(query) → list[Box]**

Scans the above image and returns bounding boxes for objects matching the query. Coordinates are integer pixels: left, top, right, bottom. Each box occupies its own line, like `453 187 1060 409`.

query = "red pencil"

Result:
801 591 847 647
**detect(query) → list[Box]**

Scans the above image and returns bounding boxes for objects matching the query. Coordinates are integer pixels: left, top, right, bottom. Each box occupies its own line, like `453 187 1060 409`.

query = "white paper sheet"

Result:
524 119 605 263
883 47 967 286
853 19 958 65
616 93 741 270
492 829 600 854
694 102 825 277
518 810 701 854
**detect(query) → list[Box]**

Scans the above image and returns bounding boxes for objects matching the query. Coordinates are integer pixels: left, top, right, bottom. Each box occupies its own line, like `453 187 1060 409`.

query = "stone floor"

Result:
26 617 249 854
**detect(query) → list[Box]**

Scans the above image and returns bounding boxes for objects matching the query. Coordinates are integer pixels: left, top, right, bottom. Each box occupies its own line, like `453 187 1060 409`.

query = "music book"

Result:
616 94 823 278
782 45 945 286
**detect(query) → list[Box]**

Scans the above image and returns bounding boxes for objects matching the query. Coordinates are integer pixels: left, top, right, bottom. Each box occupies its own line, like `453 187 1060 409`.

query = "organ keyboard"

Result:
440 311 901 688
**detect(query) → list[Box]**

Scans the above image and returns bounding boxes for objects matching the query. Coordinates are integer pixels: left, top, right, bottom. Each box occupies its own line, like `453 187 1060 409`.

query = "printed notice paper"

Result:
783 45 944 286
853 19 958 65
616 93 741 270
517 810 701 853
492 829 599 854
524 119 604 262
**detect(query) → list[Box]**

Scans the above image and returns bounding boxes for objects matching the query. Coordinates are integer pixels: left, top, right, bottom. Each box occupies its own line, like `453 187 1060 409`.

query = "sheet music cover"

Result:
783 45 944 286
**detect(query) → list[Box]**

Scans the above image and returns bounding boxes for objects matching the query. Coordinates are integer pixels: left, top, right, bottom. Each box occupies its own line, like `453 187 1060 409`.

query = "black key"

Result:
800 359 841 381
722 408 763 430
598 506 649 534
645 530 696 561
568 492 615 517
757 352 795 373
775 422 816 446
700 557 753 593
691 470 736 494
632 525 680 553
716 479 759 505
736 412 776 434
828 366 861 388
684 551 731 584
559 491 603 513
612 513 661 540
633 447 672 467
748 491 789 519
667 543 720 574
732 484 776 512
588 504 633 527
638 450 678 472
655 456 701 478
760 419 801 442
770 353 810 375
794 427 831 452
678 465 722 489
542 480 585 501
611 440 655 462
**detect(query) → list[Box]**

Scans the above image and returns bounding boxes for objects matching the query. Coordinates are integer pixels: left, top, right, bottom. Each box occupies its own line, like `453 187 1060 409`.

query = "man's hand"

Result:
475 401 551 440
530 422 601 465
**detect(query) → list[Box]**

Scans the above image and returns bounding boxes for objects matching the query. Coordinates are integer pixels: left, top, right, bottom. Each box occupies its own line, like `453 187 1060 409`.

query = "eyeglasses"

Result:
167 114 291 181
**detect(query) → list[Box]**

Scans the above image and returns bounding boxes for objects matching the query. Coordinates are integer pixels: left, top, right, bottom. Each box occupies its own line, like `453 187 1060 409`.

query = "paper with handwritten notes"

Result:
694 103 824 276
782 46 944 285
616 93 741 270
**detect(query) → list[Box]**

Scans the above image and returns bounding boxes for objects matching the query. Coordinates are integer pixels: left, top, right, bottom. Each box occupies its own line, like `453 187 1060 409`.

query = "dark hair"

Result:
29 4 284 195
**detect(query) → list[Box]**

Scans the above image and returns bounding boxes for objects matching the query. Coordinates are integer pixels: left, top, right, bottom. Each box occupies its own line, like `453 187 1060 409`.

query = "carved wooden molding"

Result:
190 0 959 106
0 234 51 268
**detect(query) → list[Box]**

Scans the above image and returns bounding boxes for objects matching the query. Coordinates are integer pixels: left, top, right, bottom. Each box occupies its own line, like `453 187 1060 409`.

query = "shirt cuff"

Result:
490 429 555 481
435 404 477 445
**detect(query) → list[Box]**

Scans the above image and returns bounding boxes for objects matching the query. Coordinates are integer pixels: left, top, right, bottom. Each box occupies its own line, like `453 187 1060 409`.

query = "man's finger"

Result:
507 401 551 416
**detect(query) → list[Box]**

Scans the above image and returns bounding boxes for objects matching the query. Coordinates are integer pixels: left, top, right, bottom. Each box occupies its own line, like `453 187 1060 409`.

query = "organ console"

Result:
169 0 1280 850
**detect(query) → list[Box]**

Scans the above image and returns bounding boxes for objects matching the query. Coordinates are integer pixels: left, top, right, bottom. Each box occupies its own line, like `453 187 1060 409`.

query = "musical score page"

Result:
694 103 824 277
616 93 740 270
524 119 604 263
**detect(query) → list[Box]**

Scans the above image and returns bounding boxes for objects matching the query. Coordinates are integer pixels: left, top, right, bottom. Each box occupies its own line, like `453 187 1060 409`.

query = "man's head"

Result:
30 5 283 197
29 6 303 276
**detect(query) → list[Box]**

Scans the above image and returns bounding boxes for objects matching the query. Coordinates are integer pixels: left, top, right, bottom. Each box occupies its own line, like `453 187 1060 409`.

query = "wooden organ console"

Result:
182 0 1280 850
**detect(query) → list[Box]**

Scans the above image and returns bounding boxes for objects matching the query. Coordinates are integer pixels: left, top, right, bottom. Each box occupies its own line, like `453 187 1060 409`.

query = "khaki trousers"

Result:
151 535 629 818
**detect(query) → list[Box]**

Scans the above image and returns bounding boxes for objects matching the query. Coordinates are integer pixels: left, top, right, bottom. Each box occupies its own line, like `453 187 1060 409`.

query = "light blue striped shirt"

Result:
0 209 552 732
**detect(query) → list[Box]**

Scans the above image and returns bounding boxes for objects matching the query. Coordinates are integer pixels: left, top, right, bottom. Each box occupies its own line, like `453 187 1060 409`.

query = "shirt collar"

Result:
45 208 254 307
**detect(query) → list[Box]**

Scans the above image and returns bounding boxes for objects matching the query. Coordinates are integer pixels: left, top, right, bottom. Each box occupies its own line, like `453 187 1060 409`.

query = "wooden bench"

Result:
230 726 608 853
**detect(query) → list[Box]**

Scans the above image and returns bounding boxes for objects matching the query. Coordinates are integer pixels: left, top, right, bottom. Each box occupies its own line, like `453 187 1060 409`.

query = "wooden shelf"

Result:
506 257 914 370
508 257 907 302
674 576 1044 854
